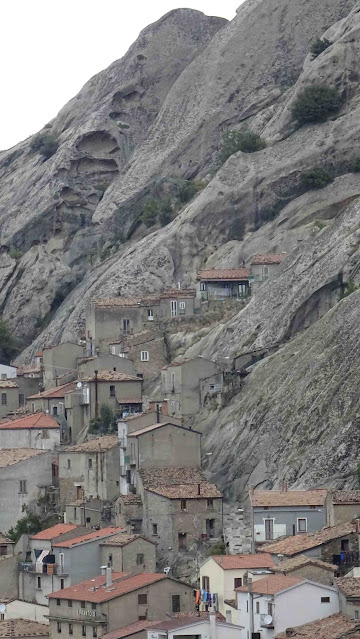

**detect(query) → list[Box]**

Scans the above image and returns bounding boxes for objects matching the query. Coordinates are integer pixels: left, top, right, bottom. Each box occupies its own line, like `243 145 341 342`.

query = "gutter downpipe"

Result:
94 369 99 418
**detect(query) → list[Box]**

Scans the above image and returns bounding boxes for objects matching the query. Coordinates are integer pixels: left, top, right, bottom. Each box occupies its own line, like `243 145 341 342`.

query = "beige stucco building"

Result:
43 343 84 390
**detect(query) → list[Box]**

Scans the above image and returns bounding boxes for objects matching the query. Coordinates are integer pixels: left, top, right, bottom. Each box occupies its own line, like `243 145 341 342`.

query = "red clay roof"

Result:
197 268 250 281
275 613 360 639
250 489 328 507
53 527 123 548
83 371 140 382
101 621 160 639
0 619 49 637
211 554 274 569
28 381 77 399
100 533 156 547
0 412 59 430
31 524 79 540
160 289 196 299
236 574 302 595
93 296 160 308
0 379 18 388
61 435 119 453
259 520 359 556
332 491 360 505
49 572 167 603
0 448 48 468
336 577 360 598
251 253 287 265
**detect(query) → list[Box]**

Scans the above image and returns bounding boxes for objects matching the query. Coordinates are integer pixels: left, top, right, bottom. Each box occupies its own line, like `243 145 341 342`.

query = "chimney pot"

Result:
105 566 112 587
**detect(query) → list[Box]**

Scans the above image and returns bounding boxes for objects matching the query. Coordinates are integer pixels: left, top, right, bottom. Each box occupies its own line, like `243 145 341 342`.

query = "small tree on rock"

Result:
292 85 342 125
310 38 331 59
30 133 59 160
218 130 266 166
301 166 333 189
140 199 159 227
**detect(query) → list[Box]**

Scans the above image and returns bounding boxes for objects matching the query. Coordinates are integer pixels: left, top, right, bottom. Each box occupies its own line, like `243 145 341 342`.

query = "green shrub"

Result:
339 279 358 300
352 157 360 173
219 130 266 166
7 506 42 543
30 133 59 160
9 248 24 260
206 540 226 556
89 405 117 435
301 166 333 189
292 85 342 125
140 199 159 227
0 319 19 364
178 181 199 203
158 197 173 226
313 219 327 230
310 38 331 59
228 217 245 241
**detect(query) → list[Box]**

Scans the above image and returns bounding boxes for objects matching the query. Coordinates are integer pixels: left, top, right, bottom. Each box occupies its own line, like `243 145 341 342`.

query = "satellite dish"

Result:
264 615 273 625
0 604 6 613
76 381 82 389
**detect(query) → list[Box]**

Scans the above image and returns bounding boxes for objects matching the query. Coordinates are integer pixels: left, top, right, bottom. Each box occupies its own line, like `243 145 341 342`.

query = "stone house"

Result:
110 331 167 383
47 571 194 639
82 371 143 419
0 535 17 600
115 494 143 533
0 448 54 532
197 268 250 301
199 554 275 616
100 533 156 573
121 410 181 434
250 487 328 545
64 498 103 528
20 524 123 606
27 381 78 420
43 343 84 390
250 253 287 293
326 491 360 526
275 613 360 639
336 577 360 620
78 355 136 378
272 555 338 586
137 467 223 553
235 575 339 639
258 520 360 574
0 378 20 418
161 357 220 418
59 435 120 507
0 412 60 450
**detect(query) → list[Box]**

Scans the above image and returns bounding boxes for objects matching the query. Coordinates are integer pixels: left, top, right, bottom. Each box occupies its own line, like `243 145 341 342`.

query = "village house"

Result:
250 253 287 292
258 520 360 574
336 577 360 620
0 535 17 600
43 343 84 390
137 467 223 554
0 378 20 418
235 574 339 639
47 570 194 639
115 494 143 533
272 555 337 586
121 410 181 435
82 371 143 420
0 413 60 450
199 554 275 616
250 486 328 545
326 491 360 526
0 619 49 639
16 363 43 406
0 448 54 532
100 534 156 573
78 355 136 379
275 612 360 639
27 381 78 420
110 331 167 383
59 435 120 508
161 357 220 419
145 611 243 639
64 498 103 528
197 268 250 301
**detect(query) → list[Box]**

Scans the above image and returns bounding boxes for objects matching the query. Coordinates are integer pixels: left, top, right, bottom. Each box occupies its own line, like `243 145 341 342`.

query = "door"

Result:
170 300 177 317
265 519 274 541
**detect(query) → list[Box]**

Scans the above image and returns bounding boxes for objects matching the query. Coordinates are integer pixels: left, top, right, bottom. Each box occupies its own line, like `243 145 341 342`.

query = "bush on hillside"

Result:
228 217 245 241
140 199 159 227
0 319 19 364
292 85 342 125
7 506 42 543
301 166 333 189
352 157 360 172
218 130 266 166
178 181 199 203
30 133 59 160
310 38 331 59
158 197 173 226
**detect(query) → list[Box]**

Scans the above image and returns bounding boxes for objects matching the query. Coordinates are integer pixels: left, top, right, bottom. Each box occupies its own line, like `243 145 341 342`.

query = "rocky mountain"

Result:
1 0 360 498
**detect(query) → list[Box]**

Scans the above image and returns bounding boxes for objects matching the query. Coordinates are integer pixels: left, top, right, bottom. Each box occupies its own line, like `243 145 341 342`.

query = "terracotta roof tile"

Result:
83 371 141 382
259 520 359 556
197 268 250 281
101 614 224 639
250 489 328 507
210 554 274 569
0 620 49 638
31 524 79 540
49 572 167 603
236 574 302 594
273 554 337 574
100 533 156 547
0 448 48 468
275 613 360 639
116 494 142 505
53 527 123 548
27 381 77 399
336 577 360 598
61 435 119 453
139 467 222 499
101 621 161 639
0 412 59 430
93 295 160 308
332 491 360 504
160 289 196 299
251 253 287 265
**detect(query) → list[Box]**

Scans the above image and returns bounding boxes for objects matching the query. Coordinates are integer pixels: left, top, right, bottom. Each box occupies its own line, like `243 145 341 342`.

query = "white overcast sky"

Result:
0 0 241 151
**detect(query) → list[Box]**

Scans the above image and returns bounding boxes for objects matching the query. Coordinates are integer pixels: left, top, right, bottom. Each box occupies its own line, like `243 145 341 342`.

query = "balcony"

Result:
260 613 274 628
20 562 68 576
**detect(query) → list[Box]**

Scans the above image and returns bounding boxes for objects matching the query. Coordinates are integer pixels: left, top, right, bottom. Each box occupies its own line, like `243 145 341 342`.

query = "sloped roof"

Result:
259 520 359 556
0 380 18 388
160 289 196 298
128 422 201 437
101 621 160 639
93 295 160 308
0 619 49 638
31 524 79 540
250 489 327 507
336 577 360 598
210 554 274 569
236 574 302 595
27 381 77 399
0 448 48 468
197 268 250 281
49 572 167 603
139 467 222 499
251 253 287 265
273 554 337 574
0 412 59 430
332 491 360 505
53 527 123 548
275 613 360 639
100 533 156 547
83 371 140 382
61 435 119 453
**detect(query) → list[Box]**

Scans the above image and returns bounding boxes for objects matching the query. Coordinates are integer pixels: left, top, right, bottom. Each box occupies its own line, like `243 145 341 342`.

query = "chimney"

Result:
100 565 107 576
197 484 201 495
282 480 288 492
225 610 232 624
209 611 217 639
105 566 112 587
247 577 253 593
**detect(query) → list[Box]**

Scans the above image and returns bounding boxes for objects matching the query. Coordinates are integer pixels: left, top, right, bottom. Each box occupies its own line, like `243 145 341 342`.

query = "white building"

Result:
0 413 60 450
235 574 339 639
146 612 243 639
0 364 17 379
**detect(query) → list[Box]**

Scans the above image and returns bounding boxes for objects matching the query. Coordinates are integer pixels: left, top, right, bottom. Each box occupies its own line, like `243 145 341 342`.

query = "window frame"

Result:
321 597 330 603
136 553 144 566
69 625 73 636
180 499 187 511
109 385 116 397
1 393 7 406
19 480 27 494
138 593 147 605
88 458 93 469
297 517 307 533
172 594 181 613
152 523 158 536
57 622 61 634
140 351 149 362
82 626 86 637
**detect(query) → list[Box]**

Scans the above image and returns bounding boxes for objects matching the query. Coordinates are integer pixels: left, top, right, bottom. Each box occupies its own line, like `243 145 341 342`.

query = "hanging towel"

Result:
195 590 201 605
208 594 212 607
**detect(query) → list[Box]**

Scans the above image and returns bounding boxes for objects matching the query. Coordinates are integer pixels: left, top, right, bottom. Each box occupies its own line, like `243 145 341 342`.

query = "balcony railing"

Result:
20 562 68 575
260 614 274 628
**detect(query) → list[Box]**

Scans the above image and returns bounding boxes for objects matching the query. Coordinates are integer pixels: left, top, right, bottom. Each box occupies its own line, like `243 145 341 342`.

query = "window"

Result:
268 603 274 616
88 458 93 469
53 406 58 416
234 578 242 589
321 597 330 603
140 351 149 362
0 614 4 621
19 393 24 406
207 499 213 510
256 601 260 614
152 524 158 536
57 623 61 634
341 539 350 551
91 603 96 610
37 576 41 589
202 576 210 591
56 599 61 606
69 625 73 636
19 480 27 494
110 385 115 397
246 601 248 613
41 429 49 439
93 628 97 638
122 319 131 335
355 611 359 620
136 554 144 565
60 579 64 590
206 518 215 538
108 554 113 567
1 393 6 405
0 545 7 556
170 300 177 317
179 301 186 314
81 601 86 609
200 282 206 291
111 346 116 355
264 266 269 275
297 518 307 533
181 500 187 511
265 519 274 540
67 459 71 469
138 594 147 605
74 507 77 519
68 600 72 608
147 309 154 321
82 626 86 637
172 595 180 613
178 533 187 550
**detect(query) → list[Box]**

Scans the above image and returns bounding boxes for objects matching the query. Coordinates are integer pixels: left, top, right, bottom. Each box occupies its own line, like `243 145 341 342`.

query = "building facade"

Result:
161 357 220 418
0 413 60 450
197 268 250 301
0 379 20 418
100 534 156 573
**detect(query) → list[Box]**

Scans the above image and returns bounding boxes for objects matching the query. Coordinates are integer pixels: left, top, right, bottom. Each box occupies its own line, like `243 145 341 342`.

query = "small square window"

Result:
81 601 86 609
207 499 213 509
68 600 72 608
91 603 96 611
56 599 61 606
136 554 144 565
110 385 116 397
297 518 307 533
321 597 330 603
67 459 71 469
19 480 27 494
138 594 147 605
53 406 58 416
181 500 187 511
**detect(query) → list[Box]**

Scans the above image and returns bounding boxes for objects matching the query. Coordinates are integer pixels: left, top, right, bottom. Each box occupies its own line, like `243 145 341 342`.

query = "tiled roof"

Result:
210 554 274 569
139 467 222 499
53 527 123 548
0 448 48 468
101 614 224 639
128 422 201 437
332 491 360 504
49 572 167 603
259 520 359 556
61 435 119 453
251 253 287 265
116 494 142 505
250 489 328 507
31 524 79 540
336 577 360 598
83 371 141 382
162 358 192 369
197 268 250 281
0 379 18 388
275 613 360 639
100 533 156 547
93 295 160 308
273 554 337 574
101 621 161 639
0 412 59 430
27 381 77 399
236 574 302 594
0 619 49 637
0 536 14 544
160 289 196 299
